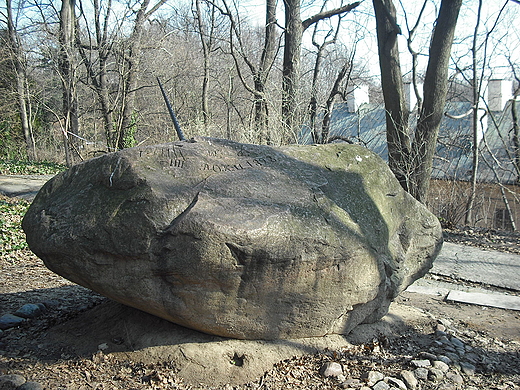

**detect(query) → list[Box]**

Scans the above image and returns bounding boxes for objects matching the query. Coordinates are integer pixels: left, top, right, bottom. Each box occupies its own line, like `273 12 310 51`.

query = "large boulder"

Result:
23 137 442 340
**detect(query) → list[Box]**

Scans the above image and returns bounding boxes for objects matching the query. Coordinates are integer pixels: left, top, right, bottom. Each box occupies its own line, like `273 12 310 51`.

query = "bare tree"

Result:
463 0 502 225
463 0 485 226
117 0 168 150
281 0 362 141
399 0 427 114
512 78 520 180
320 54 355 143
215 0 280 144
58 0 79 165
448 0 510 224
373 0 463 202
76 0 121 151
5 0 36 159
254 0 278 143
193 0 218 128
308 2 343 143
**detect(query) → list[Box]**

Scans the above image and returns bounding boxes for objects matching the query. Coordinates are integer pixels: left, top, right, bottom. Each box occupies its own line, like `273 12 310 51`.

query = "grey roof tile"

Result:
300 100 520 185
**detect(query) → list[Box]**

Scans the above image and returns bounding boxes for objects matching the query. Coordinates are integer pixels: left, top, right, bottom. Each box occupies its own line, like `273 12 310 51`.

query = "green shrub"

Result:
0 160 67 175
0 197 30 256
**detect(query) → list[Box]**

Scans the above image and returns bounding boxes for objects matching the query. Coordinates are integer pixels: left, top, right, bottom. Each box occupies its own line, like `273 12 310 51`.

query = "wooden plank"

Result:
446 290 520 311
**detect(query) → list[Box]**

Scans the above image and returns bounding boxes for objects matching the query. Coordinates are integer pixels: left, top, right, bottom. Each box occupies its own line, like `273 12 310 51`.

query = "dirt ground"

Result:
1 195 519 389
397 288 520 342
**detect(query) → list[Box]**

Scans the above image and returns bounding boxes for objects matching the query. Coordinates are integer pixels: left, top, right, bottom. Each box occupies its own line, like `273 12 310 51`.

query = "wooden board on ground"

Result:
446 290 520 311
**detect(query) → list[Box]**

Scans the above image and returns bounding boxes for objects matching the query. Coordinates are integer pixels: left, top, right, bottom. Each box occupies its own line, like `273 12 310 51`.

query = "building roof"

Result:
479 100 520 184
299 100 520 185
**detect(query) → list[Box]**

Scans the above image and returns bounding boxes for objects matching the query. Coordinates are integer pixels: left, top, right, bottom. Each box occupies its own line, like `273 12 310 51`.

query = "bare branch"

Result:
144 0 169 19
302 1 362 31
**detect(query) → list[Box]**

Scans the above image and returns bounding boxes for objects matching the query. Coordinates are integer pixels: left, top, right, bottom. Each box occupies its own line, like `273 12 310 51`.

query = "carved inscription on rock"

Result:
137 143 277 175
200 156 276 173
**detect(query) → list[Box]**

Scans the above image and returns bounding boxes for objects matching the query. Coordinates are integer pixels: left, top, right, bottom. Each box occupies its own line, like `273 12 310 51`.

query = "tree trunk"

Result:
77 0 116 151
308 4 330 144
281 1 360 142
309 13 338 144
17 74 35 160
59 0 78 165
372 0 410 190
309 50 331 143
410 0 462 202
465 0 483 225
118 0 167 150
511 89 520 182
7 0 36 160
118 0 148 149
281 0 304 142
373 0 462 202
253 0 277 144
194 0 214 128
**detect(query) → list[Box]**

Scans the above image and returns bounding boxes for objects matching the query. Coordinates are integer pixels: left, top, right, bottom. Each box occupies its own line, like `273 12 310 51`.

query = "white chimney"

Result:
404 82 423 112
347 85 369 112
487 79 513 111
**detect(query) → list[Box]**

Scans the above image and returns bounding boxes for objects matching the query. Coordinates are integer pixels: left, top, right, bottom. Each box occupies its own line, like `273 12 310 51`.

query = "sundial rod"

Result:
157 77 186 141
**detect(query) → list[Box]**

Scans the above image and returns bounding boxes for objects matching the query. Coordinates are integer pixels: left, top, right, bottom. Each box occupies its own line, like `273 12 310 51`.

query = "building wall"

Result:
427 179 520 231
